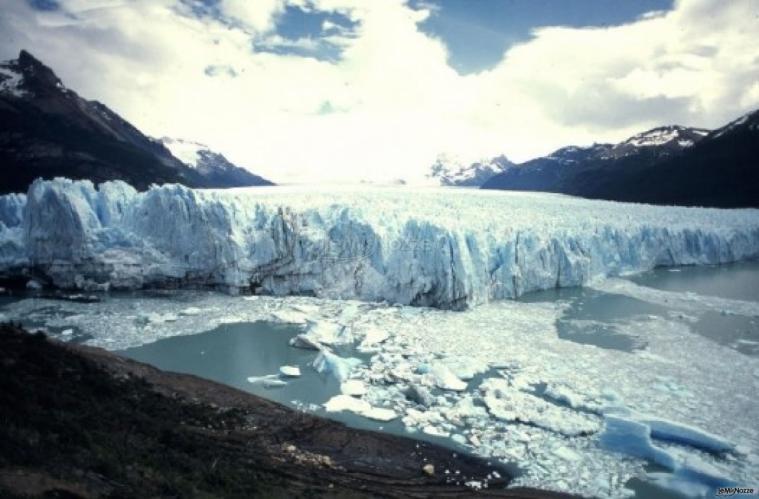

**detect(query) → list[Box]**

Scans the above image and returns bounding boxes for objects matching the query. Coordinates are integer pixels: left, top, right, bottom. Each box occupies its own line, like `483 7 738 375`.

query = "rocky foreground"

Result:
0 324 570 499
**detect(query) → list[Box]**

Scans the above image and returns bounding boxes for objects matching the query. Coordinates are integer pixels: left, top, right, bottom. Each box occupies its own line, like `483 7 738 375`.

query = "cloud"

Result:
218 0 286 32
1 0 757 184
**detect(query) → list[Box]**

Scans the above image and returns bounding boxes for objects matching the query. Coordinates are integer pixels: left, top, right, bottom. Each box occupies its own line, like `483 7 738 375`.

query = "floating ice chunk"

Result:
553 446 581 462
442 356 490 381
600 415 676 469
324 394 365 413
246 374 288 389
451 434 467 445
312 349 362 382
358 327 390 348
481 378 600 436
340 379 367 396
442 396 488 425
324 394 397 421
423 425 450 438
179 307 202 316
279 365 301 377
430 363 468 391
26 279 42 290
305 320 347 345
61 328 73 336
146 312 178 323
362 406 397 422
603 414 739 497
637 416 735 454
270 309 310 324
405 384 435 407
415 363 431 374
604 406 735 455
543 383 602 413
288 333 321 350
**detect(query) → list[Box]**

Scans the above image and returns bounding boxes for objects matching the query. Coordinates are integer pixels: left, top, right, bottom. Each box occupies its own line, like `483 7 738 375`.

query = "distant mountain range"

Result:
0 50 272 195
478 114 758 208
427 154 514 187
160 137 273 188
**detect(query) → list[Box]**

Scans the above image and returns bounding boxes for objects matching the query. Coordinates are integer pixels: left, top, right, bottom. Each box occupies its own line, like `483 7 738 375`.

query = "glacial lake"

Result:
1 260 758 499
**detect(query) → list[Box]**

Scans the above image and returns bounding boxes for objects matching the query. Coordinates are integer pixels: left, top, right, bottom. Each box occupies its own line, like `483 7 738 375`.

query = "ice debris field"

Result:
1 178 759 307
1 178 759 498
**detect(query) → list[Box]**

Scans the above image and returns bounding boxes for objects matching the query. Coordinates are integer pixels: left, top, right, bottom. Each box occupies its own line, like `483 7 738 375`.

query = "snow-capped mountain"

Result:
481 116 758 208
0 50 272 194
427 154 514 187
160 137 273 187
437 126 708 191
608 125 709 158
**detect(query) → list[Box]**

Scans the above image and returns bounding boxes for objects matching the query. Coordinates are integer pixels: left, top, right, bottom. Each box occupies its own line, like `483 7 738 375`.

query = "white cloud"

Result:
0 0 757 184
219 0 286 33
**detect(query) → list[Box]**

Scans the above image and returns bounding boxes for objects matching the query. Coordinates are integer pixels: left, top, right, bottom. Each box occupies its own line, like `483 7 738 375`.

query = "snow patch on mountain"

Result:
159 137 273 187
2 178 759 309
160 137 204 168
428 154 514 187
621 126 709 148
0 64 26 97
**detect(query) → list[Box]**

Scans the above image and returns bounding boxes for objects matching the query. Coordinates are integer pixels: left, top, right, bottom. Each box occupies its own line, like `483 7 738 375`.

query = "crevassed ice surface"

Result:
1 178 759 308
2 273 758 498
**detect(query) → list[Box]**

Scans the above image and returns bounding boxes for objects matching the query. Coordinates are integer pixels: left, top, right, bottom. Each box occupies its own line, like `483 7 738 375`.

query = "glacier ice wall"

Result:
1 178 759 308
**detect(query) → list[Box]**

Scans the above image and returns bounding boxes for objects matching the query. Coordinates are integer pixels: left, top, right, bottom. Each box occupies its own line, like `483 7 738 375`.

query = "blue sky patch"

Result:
27 0 60 11
412 0 674 74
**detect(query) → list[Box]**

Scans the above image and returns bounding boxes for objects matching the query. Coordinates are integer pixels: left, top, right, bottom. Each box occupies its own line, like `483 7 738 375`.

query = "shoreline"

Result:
0 324 573 498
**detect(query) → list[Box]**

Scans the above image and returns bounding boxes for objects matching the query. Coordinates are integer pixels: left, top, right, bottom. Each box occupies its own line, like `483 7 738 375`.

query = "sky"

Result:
1 0 758 184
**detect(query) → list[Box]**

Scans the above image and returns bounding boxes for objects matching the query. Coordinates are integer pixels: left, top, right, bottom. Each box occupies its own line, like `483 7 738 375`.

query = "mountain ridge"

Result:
0 50 272 194
480 113 757 208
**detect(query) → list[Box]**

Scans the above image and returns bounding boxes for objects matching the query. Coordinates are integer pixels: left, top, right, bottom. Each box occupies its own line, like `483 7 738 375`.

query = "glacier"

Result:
1 177 759 308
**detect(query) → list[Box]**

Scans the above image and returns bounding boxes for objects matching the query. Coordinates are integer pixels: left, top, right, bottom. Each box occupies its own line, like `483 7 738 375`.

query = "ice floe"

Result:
1 245 758 498
279 365 301 377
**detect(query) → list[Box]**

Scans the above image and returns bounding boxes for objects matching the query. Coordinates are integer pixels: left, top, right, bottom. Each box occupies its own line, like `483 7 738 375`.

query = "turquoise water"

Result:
118 320 463 452
520 260 759 356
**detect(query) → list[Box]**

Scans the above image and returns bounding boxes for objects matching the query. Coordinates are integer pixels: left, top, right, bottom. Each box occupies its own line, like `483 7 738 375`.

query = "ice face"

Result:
2 178 759 309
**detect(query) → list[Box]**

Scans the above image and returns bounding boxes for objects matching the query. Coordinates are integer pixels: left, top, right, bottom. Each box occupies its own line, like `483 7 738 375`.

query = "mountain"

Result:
481 125 709 195
587 111 759 208
160 137 273 188
481 117 759 208
427 154 514 187
0 50 272 194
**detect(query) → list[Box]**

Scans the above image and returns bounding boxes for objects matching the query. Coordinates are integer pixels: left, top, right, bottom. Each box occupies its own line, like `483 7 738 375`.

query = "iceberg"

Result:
1 178 758 309
323 394 397 421
311 349 362 382
600 413 738 496
279 365 301 377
